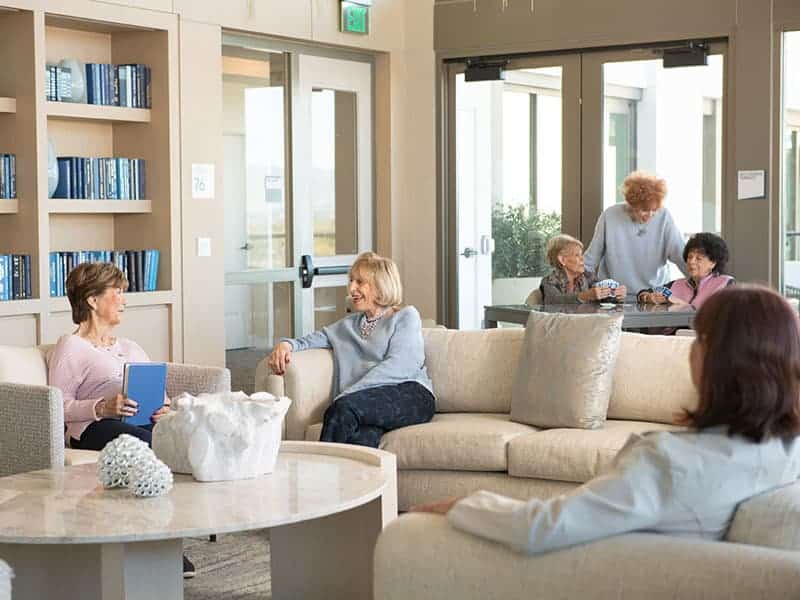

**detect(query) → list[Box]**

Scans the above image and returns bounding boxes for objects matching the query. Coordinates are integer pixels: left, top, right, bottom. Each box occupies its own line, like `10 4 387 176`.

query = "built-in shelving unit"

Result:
0 6 181 360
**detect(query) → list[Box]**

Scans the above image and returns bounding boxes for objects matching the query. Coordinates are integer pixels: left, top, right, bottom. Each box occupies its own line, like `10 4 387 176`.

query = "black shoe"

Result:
183 555 196 579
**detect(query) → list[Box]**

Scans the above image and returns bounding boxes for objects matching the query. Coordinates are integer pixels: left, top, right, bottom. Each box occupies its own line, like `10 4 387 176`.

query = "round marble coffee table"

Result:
0 441 397 600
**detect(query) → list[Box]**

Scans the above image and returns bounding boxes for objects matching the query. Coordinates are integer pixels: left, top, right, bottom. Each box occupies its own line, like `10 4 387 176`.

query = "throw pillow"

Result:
725 482 800 550
510 311 624 429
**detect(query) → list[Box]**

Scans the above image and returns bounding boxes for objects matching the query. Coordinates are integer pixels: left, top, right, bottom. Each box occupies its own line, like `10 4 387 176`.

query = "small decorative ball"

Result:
129 456 174 498
97 434 153 489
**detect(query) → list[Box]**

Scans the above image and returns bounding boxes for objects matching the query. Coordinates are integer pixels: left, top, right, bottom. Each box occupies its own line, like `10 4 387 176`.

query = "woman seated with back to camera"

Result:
638 232 734 308
413 285 800 554
539 234 626 304
268 251 435 448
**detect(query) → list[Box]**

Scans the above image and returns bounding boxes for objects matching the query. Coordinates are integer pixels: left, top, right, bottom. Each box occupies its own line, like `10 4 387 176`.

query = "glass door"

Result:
782 32 800 298
222 37 373 390
447 56 580 328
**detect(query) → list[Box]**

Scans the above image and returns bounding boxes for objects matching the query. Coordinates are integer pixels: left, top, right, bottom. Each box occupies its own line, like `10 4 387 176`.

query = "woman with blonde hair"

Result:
584 171 688 292
268 251 435 447
540 234 626 303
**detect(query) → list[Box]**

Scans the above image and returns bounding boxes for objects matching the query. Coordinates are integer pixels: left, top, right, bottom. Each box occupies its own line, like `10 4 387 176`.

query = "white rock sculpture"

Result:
152 391 291 482
0 559 12 600
129 455 174 497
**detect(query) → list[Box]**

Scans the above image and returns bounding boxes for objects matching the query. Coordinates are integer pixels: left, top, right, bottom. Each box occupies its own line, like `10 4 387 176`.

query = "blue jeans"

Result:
320 381 435 448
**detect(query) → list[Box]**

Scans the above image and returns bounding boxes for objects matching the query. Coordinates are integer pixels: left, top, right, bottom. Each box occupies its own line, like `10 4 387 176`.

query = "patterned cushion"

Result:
511 312 623 429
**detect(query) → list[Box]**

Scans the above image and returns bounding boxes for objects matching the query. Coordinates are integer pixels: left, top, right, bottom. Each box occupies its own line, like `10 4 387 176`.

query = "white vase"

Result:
47 139 58 197
59 58 86 103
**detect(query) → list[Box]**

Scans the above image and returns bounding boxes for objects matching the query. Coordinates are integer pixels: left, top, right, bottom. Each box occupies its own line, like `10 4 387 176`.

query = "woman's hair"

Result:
621 171 668 210
66 262 128 325
349 252 403 308
546 234 583 269
684 284 800 442
683 232 729 274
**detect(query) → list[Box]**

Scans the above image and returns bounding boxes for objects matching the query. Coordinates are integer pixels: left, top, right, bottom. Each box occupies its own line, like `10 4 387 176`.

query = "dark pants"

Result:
70 419 153 451
320 381 435 448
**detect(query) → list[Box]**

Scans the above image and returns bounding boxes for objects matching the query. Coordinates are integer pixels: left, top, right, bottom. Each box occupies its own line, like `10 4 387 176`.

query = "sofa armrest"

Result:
0 382 65 477
165 363 231 398
374 514 800 600
255 349 334 440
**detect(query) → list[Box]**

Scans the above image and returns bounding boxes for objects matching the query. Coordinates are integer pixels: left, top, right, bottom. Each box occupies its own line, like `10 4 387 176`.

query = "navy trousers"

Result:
320 381 435 448
70 419 153 450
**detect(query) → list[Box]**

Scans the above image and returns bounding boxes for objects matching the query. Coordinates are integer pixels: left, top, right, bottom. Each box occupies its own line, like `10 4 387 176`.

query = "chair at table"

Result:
0 344 231 477
525 287 543 305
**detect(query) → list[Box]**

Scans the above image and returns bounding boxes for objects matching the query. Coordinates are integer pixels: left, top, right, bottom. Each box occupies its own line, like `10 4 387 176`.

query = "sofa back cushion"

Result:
726 482 800 550
423 328 524 413
607 333 698 424
0 344 48 386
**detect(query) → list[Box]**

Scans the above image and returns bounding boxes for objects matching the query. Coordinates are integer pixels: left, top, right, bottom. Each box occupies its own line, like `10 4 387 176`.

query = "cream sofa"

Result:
0 344 231 477
259 327 700 511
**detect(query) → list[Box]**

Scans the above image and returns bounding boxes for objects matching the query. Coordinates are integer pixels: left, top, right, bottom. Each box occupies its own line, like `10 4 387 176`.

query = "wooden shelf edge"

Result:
0 299 40 317
49 290 175 312
0 199 19 214
47 200 152 214
46 101 151 123
0 97 16 113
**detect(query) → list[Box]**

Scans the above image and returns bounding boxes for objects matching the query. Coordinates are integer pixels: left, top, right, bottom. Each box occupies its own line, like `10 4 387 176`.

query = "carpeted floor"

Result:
184 531 272 599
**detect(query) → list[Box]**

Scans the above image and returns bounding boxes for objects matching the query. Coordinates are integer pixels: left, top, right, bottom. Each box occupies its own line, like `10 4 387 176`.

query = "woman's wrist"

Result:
94 399 106 419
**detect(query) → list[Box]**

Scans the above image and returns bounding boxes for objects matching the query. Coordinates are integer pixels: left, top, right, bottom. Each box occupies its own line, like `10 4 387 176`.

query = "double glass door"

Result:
448 43 726 328
222 38 373 381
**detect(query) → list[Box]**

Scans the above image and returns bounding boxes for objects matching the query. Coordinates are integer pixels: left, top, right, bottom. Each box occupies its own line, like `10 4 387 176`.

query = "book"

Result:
121 362 167 427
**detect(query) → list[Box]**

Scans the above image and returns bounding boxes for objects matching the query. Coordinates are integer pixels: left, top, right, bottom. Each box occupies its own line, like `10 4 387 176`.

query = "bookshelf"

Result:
0 5 181 361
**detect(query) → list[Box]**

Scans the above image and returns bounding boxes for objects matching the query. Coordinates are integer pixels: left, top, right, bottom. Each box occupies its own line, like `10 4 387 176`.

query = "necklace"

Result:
359 308 387 338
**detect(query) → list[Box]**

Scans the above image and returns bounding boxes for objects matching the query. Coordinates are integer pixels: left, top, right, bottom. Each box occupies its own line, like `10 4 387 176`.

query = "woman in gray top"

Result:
583 171 688 292
268 252 435 448
414 285 800 554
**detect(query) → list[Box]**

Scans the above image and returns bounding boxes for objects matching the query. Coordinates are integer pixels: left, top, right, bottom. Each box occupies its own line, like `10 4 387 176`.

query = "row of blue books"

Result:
50 250 160 297
0 154 16 199
86 63 152 108
53 157 146 200
0 254 32 301
45 64 74 102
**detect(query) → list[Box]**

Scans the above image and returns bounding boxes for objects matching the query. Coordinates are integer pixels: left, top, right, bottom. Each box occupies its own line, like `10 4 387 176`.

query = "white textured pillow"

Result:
0 344 48 385
726 482 800 550
511 311 624 429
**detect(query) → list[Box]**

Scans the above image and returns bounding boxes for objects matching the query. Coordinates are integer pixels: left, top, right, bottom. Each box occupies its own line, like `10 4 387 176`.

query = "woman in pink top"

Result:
48 262 170 451
637 233 734 308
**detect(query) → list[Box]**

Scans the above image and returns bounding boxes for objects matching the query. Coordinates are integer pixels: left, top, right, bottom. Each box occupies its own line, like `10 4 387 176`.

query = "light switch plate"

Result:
197 237 212 257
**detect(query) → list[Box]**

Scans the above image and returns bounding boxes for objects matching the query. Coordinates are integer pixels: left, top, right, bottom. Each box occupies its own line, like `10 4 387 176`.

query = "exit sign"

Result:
341 0 371 35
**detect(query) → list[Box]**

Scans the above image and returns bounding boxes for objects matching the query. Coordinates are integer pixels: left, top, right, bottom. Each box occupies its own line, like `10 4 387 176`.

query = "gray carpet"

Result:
184 531 271 599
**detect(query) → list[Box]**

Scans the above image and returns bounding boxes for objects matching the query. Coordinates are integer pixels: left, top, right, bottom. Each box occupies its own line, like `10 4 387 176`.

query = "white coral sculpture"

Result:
97 433 173 497
128 455 174 497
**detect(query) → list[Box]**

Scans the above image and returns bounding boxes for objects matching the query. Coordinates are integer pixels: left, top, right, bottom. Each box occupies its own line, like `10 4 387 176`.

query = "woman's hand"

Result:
614 285 627 300
639 292 667 304
98 394 138 419
578 287 609 303
668 296 689 306
268 341 294 375
151 398 171 424
410 496 464 515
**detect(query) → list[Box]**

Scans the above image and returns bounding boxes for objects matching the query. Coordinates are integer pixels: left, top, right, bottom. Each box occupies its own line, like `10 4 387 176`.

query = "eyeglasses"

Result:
636 208 659 217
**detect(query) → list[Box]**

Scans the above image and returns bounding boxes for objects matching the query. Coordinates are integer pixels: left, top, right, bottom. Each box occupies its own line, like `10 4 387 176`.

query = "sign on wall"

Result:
340 0 371 35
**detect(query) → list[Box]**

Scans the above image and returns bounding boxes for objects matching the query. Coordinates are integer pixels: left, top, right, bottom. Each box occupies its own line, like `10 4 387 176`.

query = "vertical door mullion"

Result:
579 51 604 245
560 54 582 241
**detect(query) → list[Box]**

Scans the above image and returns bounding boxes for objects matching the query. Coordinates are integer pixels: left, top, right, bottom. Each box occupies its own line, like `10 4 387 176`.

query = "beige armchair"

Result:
0 344 231 477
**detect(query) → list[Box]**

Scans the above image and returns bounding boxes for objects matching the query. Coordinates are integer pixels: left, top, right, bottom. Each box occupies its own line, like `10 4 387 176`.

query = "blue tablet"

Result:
121 362 167 426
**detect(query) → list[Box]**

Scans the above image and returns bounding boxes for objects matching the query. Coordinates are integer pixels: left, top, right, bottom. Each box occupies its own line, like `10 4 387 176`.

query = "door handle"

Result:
461 247 478 258
300 254 350 288
239 243 252 251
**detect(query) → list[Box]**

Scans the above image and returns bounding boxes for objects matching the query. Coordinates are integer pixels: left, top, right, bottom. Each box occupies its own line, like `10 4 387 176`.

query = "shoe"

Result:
183 555 196 579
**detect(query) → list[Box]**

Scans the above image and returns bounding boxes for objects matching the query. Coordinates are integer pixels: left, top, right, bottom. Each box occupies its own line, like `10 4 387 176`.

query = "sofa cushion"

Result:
511 312 623 429
508 420 684 483
608 333 698 424
726 482 800 550
422 328 524 413
379 413 535 471
0 345 48 386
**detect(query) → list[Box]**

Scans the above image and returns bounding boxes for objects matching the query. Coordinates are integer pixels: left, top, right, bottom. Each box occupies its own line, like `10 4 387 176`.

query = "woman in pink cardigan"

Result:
637 232 734 308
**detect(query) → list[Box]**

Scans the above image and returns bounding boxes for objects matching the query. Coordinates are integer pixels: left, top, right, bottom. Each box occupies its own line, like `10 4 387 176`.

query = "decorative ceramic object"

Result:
0 559 11 600
153 391 292 482
128 455 174 497
58 58 86 103
47 139 58 198
97 434 151 489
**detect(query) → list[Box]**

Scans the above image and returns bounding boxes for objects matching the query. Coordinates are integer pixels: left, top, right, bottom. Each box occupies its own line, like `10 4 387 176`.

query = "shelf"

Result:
0 97 15 113
49 290 175 313
0 299 40 317
47 200 152 214
46 101 151 123
0 198 18 213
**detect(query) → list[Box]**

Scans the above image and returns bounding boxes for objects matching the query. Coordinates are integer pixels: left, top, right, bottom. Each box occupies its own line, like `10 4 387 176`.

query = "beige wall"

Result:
434 0 800 290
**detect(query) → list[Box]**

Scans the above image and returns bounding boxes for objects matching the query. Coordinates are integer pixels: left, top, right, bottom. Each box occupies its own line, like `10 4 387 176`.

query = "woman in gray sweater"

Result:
414 285 800 554
268 252 435 447
583 171 688 292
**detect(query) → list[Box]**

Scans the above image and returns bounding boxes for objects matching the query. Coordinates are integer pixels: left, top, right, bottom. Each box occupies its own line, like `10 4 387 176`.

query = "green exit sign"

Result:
341 1 370 35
